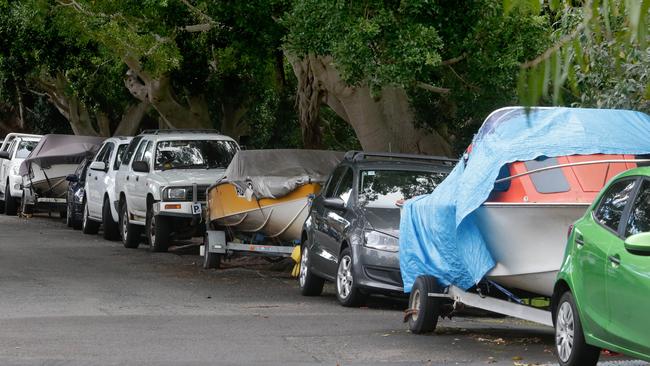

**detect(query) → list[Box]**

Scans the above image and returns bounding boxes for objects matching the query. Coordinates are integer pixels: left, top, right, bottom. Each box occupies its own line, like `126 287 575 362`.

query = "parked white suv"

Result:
0 134 42 215
81 136 132 239
115 130 239 251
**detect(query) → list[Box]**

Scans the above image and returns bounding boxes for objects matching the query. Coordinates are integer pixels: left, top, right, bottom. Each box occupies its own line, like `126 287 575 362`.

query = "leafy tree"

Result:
284 0 551 155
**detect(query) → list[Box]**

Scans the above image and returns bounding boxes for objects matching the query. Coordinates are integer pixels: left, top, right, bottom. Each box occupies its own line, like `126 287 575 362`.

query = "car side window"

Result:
101 143 115 166
113 144 129 170
143 141 154 163
334 168 354 204
121 136 143 167
594 179 637 233
324 166 346 198
625 179 650 237
131 140 148 166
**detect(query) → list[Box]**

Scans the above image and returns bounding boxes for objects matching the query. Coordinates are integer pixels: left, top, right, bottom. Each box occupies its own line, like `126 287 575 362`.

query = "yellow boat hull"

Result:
207 183 321 241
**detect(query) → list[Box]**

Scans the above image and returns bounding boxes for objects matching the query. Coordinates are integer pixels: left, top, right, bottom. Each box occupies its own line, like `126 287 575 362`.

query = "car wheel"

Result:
82 201 100 234
555 291 600 366
102 197 120 241
120 201 142 249
299 244 324 296
66 201 73 227
0 188 6 214
336 247 366 307
408 276 442 334
5 182 18 216
147 206 171 252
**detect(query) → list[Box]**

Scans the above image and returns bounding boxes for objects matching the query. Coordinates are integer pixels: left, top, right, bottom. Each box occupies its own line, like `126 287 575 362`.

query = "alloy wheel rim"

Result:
299 247 309 288
411 289 421 322
121 206 128 241
149 214 156 246
337 255 353 299
556 301 575 363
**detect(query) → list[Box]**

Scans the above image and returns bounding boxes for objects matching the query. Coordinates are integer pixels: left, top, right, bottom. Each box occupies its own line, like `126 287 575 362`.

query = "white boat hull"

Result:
24 163 78 198
475 203 589 296
214 198 310 242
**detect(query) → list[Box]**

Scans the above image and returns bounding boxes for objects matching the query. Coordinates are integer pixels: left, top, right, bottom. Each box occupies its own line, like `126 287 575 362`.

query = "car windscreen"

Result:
15 140 38 159
359 169 448 208
154 140 238 170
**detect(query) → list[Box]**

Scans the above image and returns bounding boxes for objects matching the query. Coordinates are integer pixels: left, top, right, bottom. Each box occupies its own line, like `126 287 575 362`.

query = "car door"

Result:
310 166 346 277
573 177 638 340
128 139 150 217
133 140 154 215
87 143 113 217
606 177 650 355
319 167 355 275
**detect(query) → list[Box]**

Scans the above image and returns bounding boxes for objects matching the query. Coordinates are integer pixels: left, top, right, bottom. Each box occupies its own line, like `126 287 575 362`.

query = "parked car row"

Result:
2 107 650 366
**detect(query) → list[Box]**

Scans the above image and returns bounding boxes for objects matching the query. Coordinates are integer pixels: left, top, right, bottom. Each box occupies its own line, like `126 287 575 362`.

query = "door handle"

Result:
136 176 139 182
94 177 98 180
126 176 130 181
608 254 621 266
574 232 585 248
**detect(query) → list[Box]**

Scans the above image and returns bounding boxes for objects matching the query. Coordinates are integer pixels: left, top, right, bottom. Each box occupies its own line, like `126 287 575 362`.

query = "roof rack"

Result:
344 151 457 164
140 129 221 135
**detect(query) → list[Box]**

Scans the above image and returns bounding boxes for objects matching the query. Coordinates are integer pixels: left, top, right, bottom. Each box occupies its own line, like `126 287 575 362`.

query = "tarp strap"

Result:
487 280 524 304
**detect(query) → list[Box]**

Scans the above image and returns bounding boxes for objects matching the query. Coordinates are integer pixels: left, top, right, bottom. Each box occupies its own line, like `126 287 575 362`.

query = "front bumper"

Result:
9 174 23 198
153 201 205 224
353 245 404 294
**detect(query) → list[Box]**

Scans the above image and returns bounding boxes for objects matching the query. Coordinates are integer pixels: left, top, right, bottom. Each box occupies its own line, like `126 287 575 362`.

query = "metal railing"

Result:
494 159 650 183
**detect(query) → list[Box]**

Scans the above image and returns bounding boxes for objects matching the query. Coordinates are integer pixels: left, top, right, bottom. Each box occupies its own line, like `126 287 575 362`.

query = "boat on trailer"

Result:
19 134 104 215
203 149 343 268
479 154 639 296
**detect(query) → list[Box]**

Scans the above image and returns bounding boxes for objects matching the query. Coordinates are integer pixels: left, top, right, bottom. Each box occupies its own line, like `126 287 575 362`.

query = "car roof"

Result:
103 136 133 144
136 131 236 142
613 166 650 180
341 151 456 172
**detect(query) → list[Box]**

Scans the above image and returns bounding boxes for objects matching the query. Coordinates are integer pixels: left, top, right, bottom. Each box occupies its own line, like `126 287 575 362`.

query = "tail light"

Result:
567 224 574 239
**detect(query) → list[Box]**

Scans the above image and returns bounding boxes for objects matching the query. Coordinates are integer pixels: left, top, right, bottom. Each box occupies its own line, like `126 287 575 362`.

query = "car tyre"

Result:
147 206 171 252
5 183 18 216
555 291 600 366
299 244 324 296
82 201 100 234
120 201 142 249
408 276 442 334
102 198 120 241
336 247 366 307
66 200 73 227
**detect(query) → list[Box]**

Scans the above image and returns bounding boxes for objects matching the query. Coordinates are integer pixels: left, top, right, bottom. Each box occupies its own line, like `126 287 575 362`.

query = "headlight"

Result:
74 188 85 203
162 186 191 201
363 230 399 252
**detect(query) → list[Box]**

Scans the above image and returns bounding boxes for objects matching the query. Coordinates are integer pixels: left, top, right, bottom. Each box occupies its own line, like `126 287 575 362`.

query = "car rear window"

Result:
359 169 448 208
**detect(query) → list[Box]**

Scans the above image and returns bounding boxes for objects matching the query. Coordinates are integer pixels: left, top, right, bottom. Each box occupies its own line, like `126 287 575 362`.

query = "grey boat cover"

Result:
19 134 105 176
222 149 344 199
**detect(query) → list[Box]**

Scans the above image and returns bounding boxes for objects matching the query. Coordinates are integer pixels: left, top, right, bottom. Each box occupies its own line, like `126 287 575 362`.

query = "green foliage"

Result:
284 0 443 93
510 0 650 109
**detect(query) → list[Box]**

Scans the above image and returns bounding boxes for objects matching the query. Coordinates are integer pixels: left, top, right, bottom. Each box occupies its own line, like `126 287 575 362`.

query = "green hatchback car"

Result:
553 167 650 366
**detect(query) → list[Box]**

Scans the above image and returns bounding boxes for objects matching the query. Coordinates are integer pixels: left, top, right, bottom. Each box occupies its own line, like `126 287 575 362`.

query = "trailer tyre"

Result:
408 276 442 334
120 201 142 249
21 190 33 215
299 244 324 296
554 291 600 366
5 182 18 216
203 234 222 269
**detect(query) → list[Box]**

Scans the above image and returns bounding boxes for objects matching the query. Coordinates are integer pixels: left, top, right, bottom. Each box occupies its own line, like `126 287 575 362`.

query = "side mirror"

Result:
132 160 150 173
624 232 650 255
89 161 107 172
0 151 9 159
66 174 79 183
323 197 345 210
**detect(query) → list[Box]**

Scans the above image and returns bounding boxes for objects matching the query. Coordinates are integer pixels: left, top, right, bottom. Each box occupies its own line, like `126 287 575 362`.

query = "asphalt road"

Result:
0 214 643 366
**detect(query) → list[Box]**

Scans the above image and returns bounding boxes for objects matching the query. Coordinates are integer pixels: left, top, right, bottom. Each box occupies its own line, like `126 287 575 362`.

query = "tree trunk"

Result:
291 55 452 156
220 101 249 141
123 59 211 130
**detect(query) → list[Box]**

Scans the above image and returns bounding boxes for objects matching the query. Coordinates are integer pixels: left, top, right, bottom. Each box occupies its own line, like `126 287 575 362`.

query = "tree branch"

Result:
416 82 451 94
441 53 467 66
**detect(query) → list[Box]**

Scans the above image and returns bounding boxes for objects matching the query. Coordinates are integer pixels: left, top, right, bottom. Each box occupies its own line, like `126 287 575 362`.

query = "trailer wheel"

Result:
202 233 221 269
21 190 33 216
408 276 442 334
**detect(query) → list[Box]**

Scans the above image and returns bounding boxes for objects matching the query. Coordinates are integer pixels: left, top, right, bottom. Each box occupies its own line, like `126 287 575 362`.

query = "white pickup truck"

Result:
115 130 239 252
0 133 42 215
